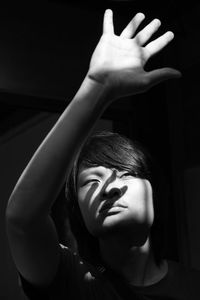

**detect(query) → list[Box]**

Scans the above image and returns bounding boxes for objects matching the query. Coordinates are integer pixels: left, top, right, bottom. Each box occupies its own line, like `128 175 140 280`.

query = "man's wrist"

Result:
81 72 113 107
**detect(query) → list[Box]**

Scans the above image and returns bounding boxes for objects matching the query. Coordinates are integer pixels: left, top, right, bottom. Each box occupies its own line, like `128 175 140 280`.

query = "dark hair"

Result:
65 130 169 267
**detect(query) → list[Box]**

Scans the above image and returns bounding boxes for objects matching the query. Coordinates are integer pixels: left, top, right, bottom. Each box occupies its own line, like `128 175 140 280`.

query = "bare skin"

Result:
77 165 167 286
99 235 168 286
6 9 180 289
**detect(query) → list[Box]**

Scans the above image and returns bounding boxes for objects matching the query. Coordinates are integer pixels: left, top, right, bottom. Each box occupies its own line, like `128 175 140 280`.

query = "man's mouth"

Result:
99 201 127 213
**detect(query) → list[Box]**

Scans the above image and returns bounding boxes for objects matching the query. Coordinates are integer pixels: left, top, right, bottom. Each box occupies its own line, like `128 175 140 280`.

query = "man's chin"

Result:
94 219 151 244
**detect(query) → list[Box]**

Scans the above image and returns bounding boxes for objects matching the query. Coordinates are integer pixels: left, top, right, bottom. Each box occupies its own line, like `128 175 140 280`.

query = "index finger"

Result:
103 9 114 34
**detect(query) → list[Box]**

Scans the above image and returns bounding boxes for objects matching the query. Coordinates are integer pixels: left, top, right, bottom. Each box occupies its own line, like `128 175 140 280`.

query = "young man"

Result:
6 9 198 300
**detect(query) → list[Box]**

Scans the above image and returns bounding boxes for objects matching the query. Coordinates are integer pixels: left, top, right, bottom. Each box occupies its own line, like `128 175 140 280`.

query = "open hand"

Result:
88 9 181 100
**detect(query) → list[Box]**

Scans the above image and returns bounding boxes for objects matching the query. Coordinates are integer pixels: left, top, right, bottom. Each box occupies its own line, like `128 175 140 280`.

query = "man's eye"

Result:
121 172 138 179
121 173 132 177
83 179 100 186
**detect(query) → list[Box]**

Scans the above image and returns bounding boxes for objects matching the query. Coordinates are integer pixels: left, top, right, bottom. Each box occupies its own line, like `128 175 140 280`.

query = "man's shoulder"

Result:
134 260 200 299
168 259 200 279
166 259 200 296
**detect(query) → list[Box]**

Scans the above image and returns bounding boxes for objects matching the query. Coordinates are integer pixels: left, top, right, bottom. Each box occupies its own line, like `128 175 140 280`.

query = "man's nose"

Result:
102 186 122 199
100 170 127 199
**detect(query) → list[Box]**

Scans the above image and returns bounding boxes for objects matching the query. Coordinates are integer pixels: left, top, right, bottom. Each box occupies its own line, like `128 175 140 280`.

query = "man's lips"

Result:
99 201 127 213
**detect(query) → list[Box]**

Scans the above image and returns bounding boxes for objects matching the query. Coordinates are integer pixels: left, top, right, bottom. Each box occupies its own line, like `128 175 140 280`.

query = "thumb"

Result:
146 68 182 88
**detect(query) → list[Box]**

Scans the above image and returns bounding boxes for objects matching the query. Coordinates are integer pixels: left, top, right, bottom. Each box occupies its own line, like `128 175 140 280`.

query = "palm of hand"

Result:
90 33 147 94
88 10 181 100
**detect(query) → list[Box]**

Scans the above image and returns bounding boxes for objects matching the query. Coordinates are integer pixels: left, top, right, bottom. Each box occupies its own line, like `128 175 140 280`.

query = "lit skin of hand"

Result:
88 9 181 102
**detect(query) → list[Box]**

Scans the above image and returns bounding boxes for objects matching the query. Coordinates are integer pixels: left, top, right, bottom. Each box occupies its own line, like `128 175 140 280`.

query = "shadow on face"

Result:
77 167 153 245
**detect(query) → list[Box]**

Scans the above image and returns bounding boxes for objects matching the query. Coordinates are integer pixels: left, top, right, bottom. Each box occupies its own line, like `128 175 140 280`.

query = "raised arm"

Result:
6 9 181 288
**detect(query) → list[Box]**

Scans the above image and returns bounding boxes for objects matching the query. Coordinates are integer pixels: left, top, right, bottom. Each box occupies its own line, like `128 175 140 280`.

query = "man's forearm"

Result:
6 75 110 226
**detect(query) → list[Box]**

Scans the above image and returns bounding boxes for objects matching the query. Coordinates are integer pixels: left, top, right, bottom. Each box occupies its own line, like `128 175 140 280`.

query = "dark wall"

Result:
1 1 200 298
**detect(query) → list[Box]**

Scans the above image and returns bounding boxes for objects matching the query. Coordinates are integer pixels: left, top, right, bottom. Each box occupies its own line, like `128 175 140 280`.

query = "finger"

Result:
103 9 114 34
135 18 161 46
145 68 182 89
145 31 174 59
120 12 145 39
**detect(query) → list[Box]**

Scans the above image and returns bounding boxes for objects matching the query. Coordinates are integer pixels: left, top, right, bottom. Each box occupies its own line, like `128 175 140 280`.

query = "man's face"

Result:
77 165 154 245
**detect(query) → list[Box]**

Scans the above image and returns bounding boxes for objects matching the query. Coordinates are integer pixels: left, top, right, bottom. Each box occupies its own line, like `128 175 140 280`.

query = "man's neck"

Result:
99 235 168 287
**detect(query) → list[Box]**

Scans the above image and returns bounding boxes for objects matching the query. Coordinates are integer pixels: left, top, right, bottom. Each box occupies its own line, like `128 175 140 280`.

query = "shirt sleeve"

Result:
18 244 76 300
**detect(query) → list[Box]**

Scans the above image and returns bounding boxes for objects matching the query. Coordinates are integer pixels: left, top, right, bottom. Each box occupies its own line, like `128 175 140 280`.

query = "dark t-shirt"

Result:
19 244 200 300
